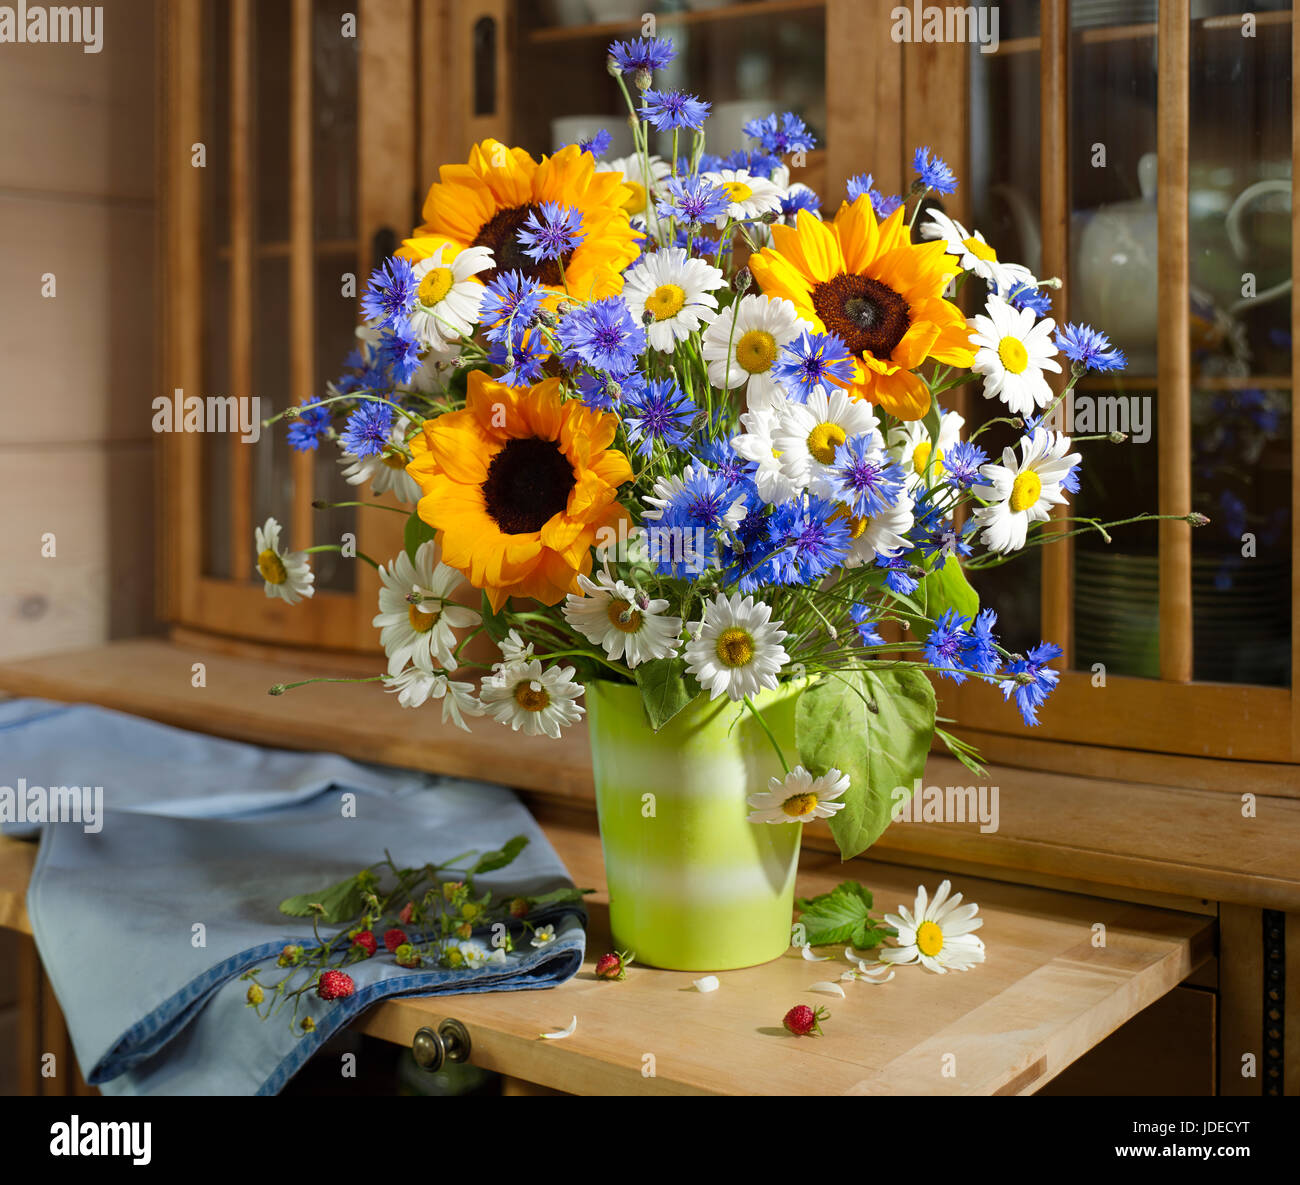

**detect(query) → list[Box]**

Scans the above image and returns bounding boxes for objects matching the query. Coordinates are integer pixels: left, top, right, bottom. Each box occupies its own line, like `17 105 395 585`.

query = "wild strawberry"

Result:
508 897 530 918
399 901 415 925
317 970 355 1000
393 943 422 969
301 1016 316 1033
595 951 632 981
383 927 408 953
782 1004 828 1036
245 983 264 1007
351 929 377 958
278 944 303 968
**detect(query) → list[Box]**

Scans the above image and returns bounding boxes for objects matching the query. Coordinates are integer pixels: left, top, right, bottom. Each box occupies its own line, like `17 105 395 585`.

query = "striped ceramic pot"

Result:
585 679 801 971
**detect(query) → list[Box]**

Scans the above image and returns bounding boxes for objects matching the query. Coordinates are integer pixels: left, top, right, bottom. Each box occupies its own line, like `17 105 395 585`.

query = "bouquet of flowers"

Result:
258 34 1190 866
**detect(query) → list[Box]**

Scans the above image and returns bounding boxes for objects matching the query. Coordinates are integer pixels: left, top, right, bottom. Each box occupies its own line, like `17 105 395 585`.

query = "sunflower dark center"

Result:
481 436 576 535
812 273 911 360
473 203 574 287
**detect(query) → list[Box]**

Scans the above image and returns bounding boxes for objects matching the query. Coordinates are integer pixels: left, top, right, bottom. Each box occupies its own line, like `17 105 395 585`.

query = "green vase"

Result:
585 679 802 971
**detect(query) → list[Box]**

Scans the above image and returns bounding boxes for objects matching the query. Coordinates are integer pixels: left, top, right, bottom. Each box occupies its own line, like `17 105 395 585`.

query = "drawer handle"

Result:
412 1018 472 1072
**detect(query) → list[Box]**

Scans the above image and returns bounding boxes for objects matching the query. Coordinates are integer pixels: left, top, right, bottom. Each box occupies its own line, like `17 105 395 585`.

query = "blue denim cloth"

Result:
3 699 585 1095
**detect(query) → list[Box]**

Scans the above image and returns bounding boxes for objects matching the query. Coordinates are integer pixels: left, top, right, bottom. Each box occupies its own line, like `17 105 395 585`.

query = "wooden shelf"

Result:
526 0 825 45
213 237 357 262
1076 374 1292 391
995 10 1292 58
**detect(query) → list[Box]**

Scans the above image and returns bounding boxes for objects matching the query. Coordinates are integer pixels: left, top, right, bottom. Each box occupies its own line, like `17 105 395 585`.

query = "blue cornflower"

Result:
608 36 675 73
774 497 852 585
556 297 646 375
696 435 758 486
359 256 417 330
721 147 781 179
640 89 711 132
481 271 545 345
378 325 422 385
286 400 331 451
964 608 1001 677
744 112 817 156
1054 322 1127 373
780 186 822 219
622 378 697 456
919 517 974 567
999 641 1063 725
518 201 584 264
849 604 886 648
488 331 548 387
576 128 612 157
913 146 958 195
876 554 919 596
773 330 856 400
943 439 989 489
334 343 387 396
656 175 730 226
924 609 972 683
574 369 637 413
719 501 785 592
696 151 724 173
846 172 900 217
1003 279 1052 316
831 437 906 519
339 401 395 458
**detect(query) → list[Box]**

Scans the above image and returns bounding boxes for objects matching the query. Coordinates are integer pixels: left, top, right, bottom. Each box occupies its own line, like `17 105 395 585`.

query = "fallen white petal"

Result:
693 975 720 993
540 1015 578 1039
809 980 846 997
847 968 895 985
801 945 831 961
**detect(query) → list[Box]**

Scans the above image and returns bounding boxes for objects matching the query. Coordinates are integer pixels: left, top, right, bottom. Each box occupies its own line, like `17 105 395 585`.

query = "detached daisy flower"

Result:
685 593 789 702
879 880 985 974
404 239 494 354
480 659 585 739
384 665 484 731
888 409 965 495
774 385 882 497
562 572 683 667
701 168 783 229
373 541 480 675
747 766 850 824
254 518 314 605
972 428 1081 554
621 247 724 352
597 153 671 221
339 419 422 503
702 294 809 410
969 295 1061 417
922 209 1033 293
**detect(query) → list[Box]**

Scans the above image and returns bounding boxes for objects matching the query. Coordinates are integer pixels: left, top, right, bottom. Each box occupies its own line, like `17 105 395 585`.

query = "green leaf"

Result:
478 590 511 644
634 656 697 731
796 668 937 861
447 363 480 401
922 387 943 450
403 511 437 562
525 886 595 911
794 880 893 949
918 557 980 635
470 835 529 876
279 870 377 922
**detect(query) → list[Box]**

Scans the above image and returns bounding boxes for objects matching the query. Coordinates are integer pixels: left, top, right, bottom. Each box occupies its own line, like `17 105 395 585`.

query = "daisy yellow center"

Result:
962 236 997 263
916 920 944 957
807 422 847 465
382 449 407 470
715 627 755 668
645 283 686 321
407 603 440 633
722 180 753 202
606 599 643 634
257 549 287 585
513 681 551 712
912 440 944 477
418 266 455 307
620 180 647 216
781 792 817 818
998 336 1029 374
735 329 778 374
1009 469 1043 513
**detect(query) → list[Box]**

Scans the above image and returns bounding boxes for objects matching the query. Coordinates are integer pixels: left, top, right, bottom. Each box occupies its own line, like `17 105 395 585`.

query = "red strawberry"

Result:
399 902 415 925
317 970 355 1000
383 927 408 953
595 951 631 981
783 1004 828 1036
351 929 377 958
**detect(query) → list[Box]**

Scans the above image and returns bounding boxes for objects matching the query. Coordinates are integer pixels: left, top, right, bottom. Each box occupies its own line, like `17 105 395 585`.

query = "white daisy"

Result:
843 489 916 567
701 168 783 229
373 541 480 676
622 247 724 351
480 659 585 739
338 420 422 503
746 766 850 824
774 386 882 498
888 409 966 495
969 295 1061 417
597 153 671 222
455 938 508 969
731 404 802 505
531 924 557 949
702 294 810 410
921 209 1034 293
684 593 789 702
878 880 985 974
407 241 494 353
641 464 746 530
562 572 682 668
383 665 484 731
972 428 1081 554
254 518 314 605
496 628 535 667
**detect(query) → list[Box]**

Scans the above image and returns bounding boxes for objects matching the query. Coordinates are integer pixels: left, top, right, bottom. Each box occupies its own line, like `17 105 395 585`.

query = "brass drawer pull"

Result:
412 1018 472 1072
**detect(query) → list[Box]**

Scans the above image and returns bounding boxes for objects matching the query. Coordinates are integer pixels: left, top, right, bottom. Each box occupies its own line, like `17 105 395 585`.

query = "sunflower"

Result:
401 139 641 300
749 196 974 420
406 371 632 611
